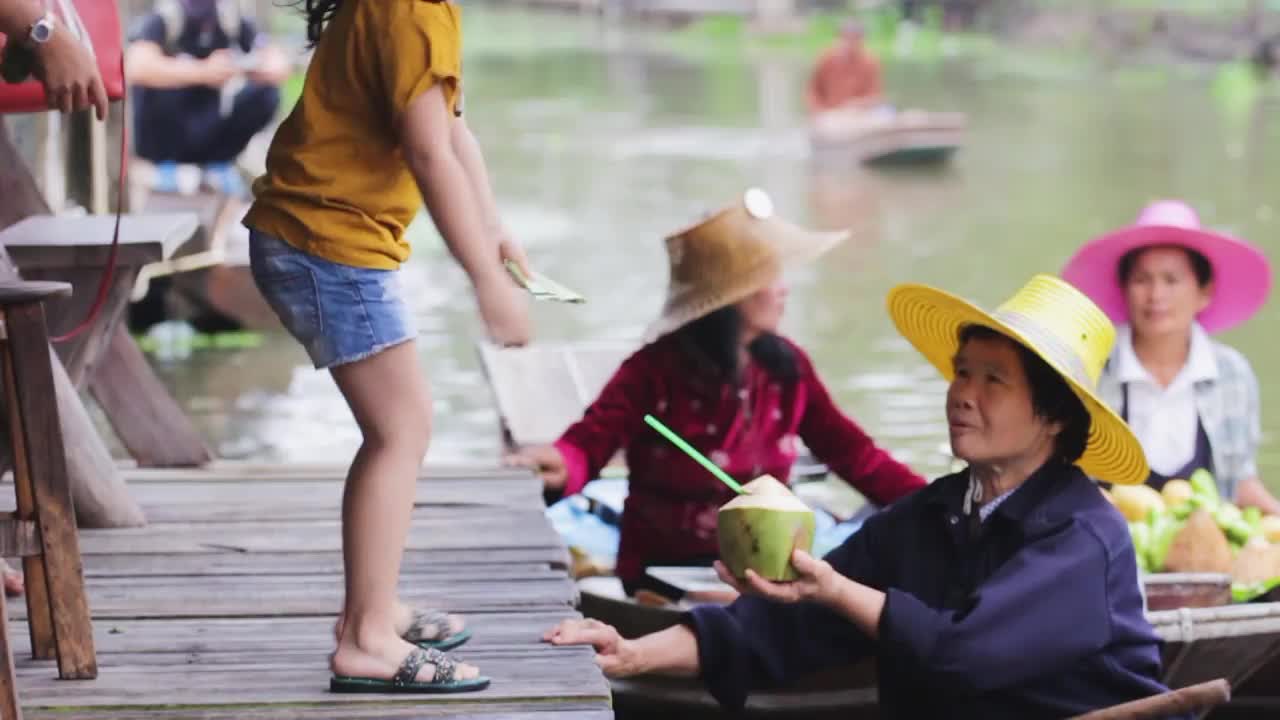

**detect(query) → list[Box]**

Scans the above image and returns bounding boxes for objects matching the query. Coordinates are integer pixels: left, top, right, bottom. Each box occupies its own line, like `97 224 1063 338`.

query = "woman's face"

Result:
947 334 1060 469
737 280 789 341
1123 247 1211 340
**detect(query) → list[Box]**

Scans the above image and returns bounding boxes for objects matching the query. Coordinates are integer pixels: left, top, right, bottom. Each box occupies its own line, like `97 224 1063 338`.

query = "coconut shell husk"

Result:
1164 510 1234 574
1232 543 1280 585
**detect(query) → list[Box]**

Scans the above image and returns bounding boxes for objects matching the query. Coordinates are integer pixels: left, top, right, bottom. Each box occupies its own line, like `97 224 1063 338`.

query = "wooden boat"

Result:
580 568 1280 719
809 107 967 167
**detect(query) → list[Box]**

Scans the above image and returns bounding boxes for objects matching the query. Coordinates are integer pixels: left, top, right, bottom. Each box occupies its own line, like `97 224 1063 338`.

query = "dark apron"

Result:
1121 385 1214 491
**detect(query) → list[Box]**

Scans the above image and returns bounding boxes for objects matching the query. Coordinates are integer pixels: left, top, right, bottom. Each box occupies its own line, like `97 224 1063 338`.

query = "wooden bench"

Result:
1 213 214 469
0 280 97 720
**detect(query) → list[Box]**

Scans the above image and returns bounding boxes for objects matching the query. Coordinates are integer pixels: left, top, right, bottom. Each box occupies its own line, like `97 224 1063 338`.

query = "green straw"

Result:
643 414 745 495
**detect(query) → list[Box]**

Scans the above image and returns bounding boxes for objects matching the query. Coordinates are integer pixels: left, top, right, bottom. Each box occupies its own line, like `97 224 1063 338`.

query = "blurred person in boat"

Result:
543 275 1182 719
1062 200 1279 514
807 20 893 122
125 0 291 198
506 189 927 598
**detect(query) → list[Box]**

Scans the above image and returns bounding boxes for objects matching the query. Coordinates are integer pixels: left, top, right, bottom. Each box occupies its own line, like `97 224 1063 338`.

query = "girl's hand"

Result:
498 234 532 281
543 618 644 678
713 549 844 606
475 270 531 347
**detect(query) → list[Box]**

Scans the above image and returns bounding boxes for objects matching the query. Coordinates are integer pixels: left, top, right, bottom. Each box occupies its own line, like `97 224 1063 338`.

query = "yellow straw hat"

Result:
644 188 849 343
886 274 1149 486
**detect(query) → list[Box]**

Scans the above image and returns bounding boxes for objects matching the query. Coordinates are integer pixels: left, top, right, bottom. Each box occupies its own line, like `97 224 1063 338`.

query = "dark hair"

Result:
956 325 1091 465
673 306 798 382
1117 245 1213 288
293 0 344 46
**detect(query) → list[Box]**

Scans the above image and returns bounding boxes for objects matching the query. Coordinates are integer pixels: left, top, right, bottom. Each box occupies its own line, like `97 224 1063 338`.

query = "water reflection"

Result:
151 11 1280 492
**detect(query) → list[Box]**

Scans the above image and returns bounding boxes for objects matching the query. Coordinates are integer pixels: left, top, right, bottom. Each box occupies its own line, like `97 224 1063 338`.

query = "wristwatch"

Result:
23 12 56 48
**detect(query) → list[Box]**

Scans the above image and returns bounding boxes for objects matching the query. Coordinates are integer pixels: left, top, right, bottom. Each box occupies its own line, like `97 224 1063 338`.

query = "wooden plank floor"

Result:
5 463 613 719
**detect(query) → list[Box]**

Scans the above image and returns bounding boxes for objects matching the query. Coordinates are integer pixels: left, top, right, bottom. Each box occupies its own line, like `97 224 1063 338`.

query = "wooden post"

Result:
0 121 146 529
5 299 99 679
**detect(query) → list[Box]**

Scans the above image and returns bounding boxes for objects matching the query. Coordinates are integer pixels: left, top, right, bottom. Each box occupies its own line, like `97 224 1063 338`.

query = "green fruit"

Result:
1148 513 1184 571
1189 469 1220 507
717 476 816 581
1129 522 1152 562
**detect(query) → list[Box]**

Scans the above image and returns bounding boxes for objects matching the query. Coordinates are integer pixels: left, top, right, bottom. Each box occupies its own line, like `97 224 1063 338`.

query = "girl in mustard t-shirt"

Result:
243 0 530 693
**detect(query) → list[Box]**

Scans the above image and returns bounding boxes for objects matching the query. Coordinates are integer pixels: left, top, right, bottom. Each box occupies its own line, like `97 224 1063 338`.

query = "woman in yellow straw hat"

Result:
541 275 1179 718
507 188 926 597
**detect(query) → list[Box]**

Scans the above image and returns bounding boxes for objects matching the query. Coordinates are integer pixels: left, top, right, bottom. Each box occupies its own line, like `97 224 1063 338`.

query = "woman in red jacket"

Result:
508 189 927 596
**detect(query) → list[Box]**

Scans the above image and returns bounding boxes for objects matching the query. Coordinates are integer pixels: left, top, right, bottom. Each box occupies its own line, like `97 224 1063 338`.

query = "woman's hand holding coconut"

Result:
712 550 886 638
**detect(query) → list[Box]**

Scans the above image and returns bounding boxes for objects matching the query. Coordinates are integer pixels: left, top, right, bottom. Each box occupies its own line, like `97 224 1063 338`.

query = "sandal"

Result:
330 646 490 694
403 608 472 652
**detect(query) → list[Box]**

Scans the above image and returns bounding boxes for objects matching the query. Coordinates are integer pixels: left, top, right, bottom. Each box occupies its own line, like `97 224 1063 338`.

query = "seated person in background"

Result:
544 275 1181 719
507 189 926 598
125 0 291 197
807 20 888 117
1062 200 1280 513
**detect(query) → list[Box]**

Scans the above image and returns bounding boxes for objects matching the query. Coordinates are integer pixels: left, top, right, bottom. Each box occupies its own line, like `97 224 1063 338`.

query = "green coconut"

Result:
717 475 816 581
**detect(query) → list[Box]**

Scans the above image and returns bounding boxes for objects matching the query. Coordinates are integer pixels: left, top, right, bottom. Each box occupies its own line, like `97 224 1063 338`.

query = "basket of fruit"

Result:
1104 469 1280 610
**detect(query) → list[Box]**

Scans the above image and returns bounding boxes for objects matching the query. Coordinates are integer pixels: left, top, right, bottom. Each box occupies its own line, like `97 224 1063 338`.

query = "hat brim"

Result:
886 283 1150 486
1062 225 1272 334
643 225 850 343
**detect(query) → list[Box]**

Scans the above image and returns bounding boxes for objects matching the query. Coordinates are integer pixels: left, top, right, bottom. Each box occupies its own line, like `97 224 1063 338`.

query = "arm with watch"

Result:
0 0 108 118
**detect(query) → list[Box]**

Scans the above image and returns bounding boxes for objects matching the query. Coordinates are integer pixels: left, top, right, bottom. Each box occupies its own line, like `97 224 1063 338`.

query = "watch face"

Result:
31 20 53 43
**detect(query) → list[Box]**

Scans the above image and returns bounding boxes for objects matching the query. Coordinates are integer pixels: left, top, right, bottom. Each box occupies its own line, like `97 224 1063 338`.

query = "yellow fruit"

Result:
1260 515 1280 544
1161 479 1193 508
1111 484 1166 523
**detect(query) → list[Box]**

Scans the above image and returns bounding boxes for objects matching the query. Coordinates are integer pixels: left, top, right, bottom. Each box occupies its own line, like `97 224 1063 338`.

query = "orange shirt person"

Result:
807 21 885 115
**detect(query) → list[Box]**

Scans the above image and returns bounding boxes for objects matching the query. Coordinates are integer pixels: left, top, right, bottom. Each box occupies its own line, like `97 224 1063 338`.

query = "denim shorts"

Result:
248 229 416 369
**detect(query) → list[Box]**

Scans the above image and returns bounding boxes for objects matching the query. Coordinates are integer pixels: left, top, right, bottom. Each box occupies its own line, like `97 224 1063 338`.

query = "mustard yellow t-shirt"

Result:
243 0 463 269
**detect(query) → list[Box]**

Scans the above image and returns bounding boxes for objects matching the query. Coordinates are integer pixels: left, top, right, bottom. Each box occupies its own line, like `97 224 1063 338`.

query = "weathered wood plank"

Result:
26 706 614 720
78 548 571 577
8 573 579 619
5 301 97 678
114 477 541 521
14 651 610 707
11 612 580 655
0 213 197 270
4 464 607 718
0 475 548 522
72 512 565 555
88 324 213 467
118 463 537 482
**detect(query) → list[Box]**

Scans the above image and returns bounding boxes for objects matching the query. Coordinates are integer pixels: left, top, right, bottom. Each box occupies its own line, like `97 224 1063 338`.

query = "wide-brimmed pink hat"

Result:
1061 200 1272 334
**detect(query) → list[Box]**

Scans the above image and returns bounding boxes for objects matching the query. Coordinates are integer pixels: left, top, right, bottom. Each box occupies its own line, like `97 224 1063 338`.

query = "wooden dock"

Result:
3 463 613 719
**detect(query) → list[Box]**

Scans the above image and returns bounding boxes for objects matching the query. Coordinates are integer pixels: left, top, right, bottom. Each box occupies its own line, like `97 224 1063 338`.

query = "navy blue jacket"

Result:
685 461 1180 719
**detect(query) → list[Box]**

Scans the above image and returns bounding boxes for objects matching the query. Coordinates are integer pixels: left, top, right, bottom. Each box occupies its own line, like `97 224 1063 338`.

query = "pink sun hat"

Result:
1061 200 1272 334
